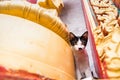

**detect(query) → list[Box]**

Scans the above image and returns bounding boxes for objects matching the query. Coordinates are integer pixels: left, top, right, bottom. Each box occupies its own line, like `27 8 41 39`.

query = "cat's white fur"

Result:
73 39 85 50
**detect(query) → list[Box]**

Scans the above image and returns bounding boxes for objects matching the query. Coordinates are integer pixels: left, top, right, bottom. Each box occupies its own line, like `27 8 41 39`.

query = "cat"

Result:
69 31 92 79
69 31 88 50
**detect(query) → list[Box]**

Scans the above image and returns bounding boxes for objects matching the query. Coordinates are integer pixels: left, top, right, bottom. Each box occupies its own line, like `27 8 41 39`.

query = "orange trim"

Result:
0 66 53 80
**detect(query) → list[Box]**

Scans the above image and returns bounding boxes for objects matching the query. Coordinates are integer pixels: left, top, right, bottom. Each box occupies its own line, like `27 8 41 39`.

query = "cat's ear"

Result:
69 32 76 40
81 31 88 40
69 32 77 46
80 31 88 46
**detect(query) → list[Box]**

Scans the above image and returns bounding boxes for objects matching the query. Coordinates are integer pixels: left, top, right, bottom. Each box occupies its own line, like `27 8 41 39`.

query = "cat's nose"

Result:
79 48 82 50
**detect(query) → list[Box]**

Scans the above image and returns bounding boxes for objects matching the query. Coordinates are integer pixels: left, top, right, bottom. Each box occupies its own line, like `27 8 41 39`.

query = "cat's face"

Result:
69 31 88 50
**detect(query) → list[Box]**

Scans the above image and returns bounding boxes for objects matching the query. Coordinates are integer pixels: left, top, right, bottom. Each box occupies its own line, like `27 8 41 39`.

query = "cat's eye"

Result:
70 37 78 46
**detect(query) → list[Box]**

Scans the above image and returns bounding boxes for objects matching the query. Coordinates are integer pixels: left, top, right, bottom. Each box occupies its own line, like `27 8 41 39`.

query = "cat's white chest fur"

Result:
73 48 92 79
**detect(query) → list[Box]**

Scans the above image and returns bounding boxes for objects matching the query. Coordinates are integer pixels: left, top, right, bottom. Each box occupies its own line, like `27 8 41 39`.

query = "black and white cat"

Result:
69 31 88 50
69 31 92 79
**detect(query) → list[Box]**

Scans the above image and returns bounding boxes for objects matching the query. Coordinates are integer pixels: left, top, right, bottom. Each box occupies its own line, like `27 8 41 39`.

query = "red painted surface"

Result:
0 66 52 80
27 0 37 4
